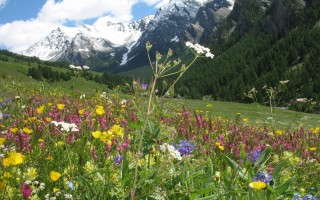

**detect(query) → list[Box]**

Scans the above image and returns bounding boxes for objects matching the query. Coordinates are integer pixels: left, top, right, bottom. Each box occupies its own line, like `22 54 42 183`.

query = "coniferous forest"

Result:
174 0 320 113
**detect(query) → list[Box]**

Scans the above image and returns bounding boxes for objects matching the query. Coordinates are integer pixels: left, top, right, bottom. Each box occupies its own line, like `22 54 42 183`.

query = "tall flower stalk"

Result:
130 41 214 199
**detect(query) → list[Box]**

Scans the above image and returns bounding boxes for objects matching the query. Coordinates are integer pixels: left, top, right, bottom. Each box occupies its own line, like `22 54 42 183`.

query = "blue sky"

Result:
0 0 168 51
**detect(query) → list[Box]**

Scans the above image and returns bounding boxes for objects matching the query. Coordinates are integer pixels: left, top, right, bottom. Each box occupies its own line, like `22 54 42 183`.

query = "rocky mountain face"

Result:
120 0 234 71
21 0 235 71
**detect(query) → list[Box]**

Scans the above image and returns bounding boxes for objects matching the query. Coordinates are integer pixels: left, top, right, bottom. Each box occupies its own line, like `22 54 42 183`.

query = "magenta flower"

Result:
21 183 32 199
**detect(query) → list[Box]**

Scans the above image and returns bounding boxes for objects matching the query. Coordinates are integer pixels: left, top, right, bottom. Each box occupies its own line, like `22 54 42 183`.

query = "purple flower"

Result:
302 194 318 200
175 140 195 156
247 150 261 163
252 172 273 184
114 155 124 165
141 83 148 90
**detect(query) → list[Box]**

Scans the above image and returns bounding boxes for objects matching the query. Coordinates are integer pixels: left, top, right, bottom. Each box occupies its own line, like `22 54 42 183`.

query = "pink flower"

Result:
21 183 32 199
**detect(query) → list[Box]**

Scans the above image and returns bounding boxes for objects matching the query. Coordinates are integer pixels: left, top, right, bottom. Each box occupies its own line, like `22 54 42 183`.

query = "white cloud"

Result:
143 0 170 8
0 0 169 52
0 0 7 9
0 19 60 52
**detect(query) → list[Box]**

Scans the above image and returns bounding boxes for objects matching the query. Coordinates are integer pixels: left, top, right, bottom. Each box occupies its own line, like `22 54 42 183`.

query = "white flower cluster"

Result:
51 121 79 132
296 98 308 103
160 143 182 160
69 65 90 70
186 41 214 59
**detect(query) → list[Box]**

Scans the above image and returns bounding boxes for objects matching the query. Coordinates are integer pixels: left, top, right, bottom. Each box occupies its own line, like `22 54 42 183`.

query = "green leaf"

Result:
222 154 247 180
272 160 288 179
276 177 295 195
254 146 273 169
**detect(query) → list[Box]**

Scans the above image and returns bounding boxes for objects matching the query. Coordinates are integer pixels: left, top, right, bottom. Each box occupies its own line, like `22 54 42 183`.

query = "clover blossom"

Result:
186 41 214 59
174 140 195 156
252 172 273 184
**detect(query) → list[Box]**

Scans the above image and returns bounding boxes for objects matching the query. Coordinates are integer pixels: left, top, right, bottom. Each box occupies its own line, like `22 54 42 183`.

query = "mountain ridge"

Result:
20 0 235 71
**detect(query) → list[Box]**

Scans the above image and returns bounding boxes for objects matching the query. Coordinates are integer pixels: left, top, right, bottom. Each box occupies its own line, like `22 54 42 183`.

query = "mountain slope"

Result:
174 0 320 112
20 0 234 72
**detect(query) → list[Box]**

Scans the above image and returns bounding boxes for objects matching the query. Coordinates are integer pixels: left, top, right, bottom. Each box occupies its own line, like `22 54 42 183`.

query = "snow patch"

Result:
226 0 235 10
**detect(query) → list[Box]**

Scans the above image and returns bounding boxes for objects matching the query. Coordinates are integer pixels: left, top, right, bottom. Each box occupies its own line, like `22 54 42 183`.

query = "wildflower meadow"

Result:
0 42 319 200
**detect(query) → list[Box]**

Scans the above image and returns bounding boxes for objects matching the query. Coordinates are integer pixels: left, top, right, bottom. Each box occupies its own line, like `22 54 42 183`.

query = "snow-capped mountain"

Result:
21 15 153 68
21 0 235 71
123 0 234 70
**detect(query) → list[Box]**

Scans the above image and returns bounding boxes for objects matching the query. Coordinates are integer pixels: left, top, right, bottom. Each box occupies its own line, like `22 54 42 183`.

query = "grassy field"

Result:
1 58 319 130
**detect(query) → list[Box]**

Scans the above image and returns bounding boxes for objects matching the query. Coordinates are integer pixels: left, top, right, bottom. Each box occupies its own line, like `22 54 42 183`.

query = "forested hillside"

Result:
175 0 320 112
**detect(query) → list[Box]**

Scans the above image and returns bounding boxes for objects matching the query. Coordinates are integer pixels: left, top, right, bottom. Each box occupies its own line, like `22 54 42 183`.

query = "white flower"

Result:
296 98 308 103
185 42 214 59
160 143 182 160
82 65 90 70
39 183 45 190
279 80 289 85
51 121 79 132
80 94 85 99
64 194 73 199
120 99 127 104
0 112 2 120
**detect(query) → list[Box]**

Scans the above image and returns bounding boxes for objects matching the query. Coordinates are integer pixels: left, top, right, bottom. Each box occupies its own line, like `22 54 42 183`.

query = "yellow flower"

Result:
3 171 12 178
38 138 44 142
57 141 65 146
78 109 85 115
249 181 266 190
45 117 52 123
215 142 224 151
276 129 284 136
9 152 26 165
0 182 6 191
110 125 124 137
50 171 62 181
95 105 105 115
2 158 11 167
243 118 249 123
23 127 33 134
36 105 45 114
10 127 18 133
24 167 38 181
100 131 114 145
57 103 65 110
0 137 5 145
53 188 59 193
92 130 102 139
46 155 54 161
309 147 317 151
3 152 26 166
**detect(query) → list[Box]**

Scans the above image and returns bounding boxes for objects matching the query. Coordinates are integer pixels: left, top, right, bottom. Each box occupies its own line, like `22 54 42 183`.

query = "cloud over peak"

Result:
0 0 169 52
